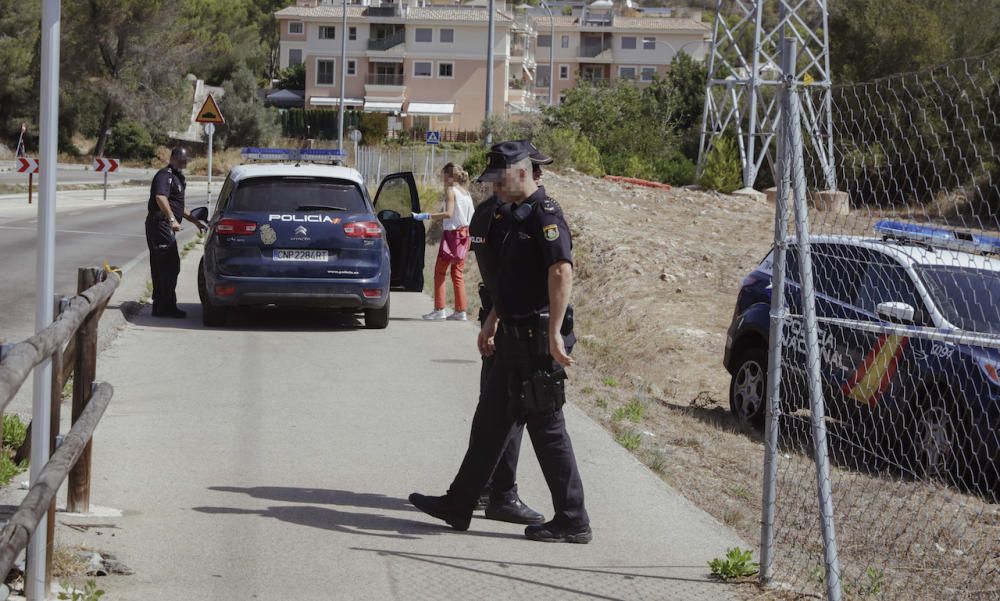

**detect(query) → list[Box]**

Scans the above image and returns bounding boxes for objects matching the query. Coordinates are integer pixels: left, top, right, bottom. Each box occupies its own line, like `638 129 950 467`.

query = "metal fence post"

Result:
760 38 795 586
786 39 844 601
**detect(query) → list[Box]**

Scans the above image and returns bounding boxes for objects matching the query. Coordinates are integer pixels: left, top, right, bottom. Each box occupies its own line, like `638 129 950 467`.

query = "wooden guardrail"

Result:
0 266 120 593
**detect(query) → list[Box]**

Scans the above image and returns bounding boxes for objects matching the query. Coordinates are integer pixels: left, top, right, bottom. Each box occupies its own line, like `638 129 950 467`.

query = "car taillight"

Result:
216 218 258 235
344 221 382 238
363 289 382 299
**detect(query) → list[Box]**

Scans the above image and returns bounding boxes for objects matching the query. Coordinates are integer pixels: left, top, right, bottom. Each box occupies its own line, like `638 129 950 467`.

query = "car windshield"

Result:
230 177 367 213
916 265 1000 334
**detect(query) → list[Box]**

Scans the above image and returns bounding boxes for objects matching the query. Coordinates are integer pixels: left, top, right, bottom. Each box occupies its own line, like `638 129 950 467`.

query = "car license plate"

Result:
273 249 328 262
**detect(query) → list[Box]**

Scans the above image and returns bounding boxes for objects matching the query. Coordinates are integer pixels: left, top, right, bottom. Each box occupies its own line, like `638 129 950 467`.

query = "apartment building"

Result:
276 0 710 132
276 0 533 132
528 2 709 104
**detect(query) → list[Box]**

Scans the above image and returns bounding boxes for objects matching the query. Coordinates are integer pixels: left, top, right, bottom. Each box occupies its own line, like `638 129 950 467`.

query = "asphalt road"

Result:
0 162 158 188
0 184 205 345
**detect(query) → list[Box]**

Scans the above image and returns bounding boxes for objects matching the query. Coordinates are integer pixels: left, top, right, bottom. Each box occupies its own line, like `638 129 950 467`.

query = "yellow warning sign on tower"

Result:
195 93 225 124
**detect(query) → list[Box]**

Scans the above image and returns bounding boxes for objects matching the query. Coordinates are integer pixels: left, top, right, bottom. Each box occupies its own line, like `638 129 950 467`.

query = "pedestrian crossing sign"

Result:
425 130 441 145
195 94 226 125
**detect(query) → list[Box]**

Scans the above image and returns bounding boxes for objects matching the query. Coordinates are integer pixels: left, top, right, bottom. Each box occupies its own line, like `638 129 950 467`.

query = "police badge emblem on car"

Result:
260 224 277 245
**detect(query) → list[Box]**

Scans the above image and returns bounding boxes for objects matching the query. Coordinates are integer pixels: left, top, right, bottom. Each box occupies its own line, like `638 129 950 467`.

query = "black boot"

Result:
408 493 471 531
525 520 592 543
484 495 545 525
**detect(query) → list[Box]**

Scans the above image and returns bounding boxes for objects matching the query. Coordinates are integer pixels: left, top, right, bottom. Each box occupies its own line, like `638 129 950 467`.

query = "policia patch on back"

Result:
543 224 560 241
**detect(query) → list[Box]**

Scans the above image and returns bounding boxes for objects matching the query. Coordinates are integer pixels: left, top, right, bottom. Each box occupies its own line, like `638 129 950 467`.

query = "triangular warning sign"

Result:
195 93 225 124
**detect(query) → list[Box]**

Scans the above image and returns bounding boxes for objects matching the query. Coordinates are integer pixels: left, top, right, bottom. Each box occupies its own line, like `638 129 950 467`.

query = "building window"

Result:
438 62 454 78
413 61 433 77
440 28 454 43
289 21 304 35
537 35 551 47
559 65 569 79
349 27 357 41
319 26 336 40
561 35 569 48
536 64 551 86
288 49 303 66
618 66 636 79
641 66 656 81
317 59 336 85
621 36 636 50
347 60 357 76
435 114 453 124
643 36 656 50
415 28 432 42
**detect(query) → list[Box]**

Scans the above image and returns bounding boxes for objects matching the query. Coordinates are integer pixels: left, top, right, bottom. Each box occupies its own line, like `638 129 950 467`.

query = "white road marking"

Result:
0 225 145 239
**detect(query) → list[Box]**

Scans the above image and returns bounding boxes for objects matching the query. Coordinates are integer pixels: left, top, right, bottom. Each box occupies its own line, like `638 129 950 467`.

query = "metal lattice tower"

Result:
697 0 837 191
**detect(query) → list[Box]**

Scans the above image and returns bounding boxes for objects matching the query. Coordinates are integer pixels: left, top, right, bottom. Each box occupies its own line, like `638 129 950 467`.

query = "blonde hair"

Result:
442 162 469 186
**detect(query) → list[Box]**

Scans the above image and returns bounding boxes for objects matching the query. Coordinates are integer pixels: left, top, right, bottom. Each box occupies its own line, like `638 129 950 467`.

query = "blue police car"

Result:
724 221 1000 497
197 149 425 329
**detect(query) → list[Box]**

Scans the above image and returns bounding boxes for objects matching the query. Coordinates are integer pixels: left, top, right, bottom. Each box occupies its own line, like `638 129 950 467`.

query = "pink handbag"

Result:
439 228 470 263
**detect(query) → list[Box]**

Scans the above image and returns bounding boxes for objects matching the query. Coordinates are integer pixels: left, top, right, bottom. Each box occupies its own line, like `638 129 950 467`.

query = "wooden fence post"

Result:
67 268 101 514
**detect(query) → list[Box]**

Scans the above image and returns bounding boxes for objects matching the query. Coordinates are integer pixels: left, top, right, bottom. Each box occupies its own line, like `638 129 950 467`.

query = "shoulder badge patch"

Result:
543 224 559 241
542 199 561 214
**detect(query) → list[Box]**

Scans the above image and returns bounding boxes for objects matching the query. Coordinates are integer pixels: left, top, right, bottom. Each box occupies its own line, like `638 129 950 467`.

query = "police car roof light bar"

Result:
241 147 346 164
874 220 1000 256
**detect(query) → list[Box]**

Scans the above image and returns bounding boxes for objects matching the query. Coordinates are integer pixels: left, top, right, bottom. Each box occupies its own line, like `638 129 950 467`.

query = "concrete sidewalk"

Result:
51 248 746 601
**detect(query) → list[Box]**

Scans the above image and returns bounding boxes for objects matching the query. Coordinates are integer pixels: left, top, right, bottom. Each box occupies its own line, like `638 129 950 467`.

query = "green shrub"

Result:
358 112 388 146
561 5 572 15
462 145 488 179
106 119 155 160
655 153 698 186
699 136 742 193
534 127 603 177
3 414 27 451
708 547 759 580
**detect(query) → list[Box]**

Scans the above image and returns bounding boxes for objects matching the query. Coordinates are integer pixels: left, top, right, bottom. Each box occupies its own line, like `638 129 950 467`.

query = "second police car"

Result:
196 148 426 329
724 221 1000 499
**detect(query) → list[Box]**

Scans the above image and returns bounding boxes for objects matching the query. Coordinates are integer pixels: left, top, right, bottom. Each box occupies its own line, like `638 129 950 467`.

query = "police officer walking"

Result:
410 141 591 543
145 147 204 318
465 142 553 525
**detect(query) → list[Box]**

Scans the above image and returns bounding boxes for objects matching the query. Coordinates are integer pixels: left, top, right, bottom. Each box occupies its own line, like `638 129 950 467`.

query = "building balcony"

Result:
365 72 405 95
364 5 400 17
368 29 406 51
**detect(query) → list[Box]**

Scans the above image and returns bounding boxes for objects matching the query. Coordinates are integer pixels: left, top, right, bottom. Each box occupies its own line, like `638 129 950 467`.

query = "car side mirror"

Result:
190 207 209 222
877 301 915 324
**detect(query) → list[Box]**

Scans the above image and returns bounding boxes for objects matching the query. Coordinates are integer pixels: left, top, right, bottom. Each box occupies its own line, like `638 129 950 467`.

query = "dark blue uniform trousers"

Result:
145 216 181 313
478 353 524 502
448 334 589 527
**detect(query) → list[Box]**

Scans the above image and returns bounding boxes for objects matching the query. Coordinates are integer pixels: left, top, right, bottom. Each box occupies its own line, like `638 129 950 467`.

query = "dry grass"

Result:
51 545 90 579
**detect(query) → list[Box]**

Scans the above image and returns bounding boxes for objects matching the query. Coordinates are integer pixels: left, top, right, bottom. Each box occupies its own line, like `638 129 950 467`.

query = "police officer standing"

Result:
145 148 204 318
410 141 591 543
464 143 553 525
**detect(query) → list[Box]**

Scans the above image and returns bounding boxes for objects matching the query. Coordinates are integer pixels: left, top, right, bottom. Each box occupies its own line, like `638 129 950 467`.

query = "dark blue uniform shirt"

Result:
147 166 187 222
495 186 573 321
469 194 504 308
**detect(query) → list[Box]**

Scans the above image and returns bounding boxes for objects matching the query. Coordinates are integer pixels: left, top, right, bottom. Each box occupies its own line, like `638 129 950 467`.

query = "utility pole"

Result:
485 0 495 145
541 0 554 106
28 1 60 598
697 0 836 192
337 0 348 153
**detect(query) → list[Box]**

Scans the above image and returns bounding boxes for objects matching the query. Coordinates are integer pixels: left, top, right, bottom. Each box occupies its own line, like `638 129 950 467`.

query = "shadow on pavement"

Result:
125 302 364 333
198 486 525 542
350 548 729 599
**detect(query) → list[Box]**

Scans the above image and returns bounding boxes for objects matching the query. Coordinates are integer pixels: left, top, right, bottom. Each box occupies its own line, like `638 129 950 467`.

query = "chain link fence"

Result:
760 44 1000 600
351 144 473 190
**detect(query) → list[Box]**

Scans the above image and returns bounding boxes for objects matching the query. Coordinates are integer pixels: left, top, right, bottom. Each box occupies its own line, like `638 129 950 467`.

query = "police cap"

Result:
476 141 533 183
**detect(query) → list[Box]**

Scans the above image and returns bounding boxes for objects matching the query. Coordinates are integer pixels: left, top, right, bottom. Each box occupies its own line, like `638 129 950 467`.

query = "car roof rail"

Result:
874 220 1000 256
240 147 346 166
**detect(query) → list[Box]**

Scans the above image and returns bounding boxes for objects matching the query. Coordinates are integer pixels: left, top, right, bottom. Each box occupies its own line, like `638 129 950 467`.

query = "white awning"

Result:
309 96 363 107
364 100 404 113
406 102 455 116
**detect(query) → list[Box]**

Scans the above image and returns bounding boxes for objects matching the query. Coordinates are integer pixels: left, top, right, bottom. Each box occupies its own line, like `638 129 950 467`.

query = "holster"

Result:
501 313 568 418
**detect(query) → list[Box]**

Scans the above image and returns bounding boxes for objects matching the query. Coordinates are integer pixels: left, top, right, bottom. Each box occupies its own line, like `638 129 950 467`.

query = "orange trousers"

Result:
434 254 467 312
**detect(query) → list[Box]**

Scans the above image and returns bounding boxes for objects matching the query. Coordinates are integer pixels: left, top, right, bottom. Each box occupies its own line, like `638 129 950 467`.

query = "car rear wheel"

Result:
730 347 767 427
365 295 390 329
198 260 228 328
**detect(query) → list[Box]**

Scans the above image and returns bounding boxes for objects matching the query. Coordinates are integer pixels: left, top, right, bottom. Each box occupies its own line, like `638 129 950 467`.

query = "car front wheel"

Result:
730 347 768 427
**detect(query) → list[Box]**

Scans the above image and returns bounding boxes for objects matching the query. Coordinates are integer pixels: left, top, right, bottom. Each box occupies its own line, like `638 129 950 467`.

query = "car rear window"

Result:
229 177 368 213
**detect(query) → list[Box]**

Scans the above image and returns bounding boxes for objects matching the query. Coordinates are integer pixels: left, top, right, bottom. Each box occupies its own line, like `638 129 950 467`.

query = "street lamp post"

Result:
337 0 348 154
485 0 496 145
541 0 554 106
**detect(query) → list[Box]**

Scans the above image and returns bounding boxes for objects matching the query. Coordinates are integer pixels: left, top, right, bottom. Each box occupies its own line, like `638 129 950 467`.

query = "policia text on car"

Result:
409 141 591 544
145 147 205 318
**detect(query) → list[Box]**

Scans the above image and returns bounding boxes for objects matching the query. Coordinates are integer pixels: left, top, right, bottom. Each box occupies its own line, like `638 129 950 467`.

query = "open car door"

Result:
373 172 425 292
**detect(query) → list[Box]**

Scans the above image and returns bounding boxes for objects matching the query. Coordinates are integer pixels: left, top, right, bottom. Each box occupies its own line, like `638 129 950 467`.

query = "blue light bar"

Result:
241 147 346 162
874 220 1000 255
